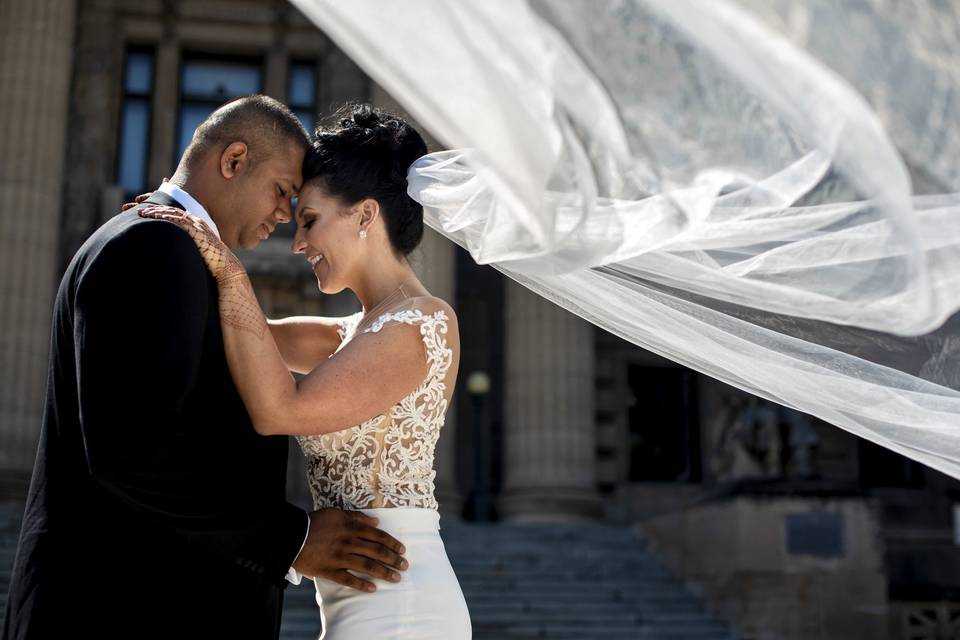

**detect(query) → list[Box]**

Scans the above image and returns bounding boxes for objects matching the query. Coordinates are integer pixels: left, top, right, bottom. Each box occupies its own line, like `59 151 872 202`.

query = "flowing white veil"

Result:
290 0 960 478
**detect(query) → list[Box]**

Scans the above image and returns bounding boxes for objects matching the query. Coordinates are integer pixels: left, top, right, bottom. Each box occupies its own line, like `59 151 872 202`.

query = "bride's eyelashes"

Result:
303 216 316 230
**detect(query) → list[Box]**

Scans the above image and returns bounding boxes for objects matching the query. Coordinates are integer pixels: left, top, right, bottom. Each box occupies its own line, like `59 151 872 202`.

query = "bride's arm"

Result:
138 207 431 437
267 316 344 374
222 275 429 436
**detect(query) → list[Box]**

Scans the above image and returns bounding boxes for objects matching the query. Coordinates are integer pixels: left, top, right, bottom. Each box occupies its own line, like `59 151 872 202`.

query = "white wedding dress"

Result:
296 302 471 639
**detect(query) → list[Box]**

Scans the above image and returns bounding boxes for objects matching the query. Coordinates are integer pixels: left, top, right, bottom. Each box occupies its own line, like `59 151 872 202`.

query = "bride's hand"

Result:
138 206 246 284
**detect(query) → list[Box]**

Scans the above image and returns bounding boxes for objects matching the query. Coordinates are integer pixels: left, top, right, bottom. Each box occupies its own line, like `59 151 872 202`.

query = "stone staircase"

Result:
0 508 738 640
0 509 14 629
439 519 737 640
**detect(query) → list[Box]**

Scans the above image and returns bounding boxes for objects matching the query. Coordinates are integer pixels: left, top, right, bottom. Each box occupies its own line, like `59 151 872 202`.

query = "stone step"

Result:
449 554 666 565
473 622 735 639
458 575 688 587
450 557 673 580
461 587 700 601
464 590 704 601
280 585 322 640
466 601 723 619
465 612 730 629
447 540 653 550
461 583 698 596
443 520 737 638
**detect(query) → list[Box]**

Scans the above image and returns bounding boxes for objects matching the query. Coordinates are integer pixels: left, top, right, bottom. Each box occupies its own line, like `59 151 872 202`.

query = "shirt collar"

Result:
157 182 221 240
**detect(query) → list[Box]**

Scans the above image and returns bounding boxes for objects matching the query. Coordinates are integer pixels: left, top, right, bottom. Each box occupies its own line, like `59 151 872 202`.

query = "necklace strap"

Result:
355 284 413 333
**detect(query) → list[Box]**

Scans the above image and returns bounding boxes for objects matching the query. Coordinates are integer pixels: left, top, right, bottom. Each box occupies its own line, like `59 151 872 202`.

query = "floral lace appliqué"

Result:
296 308 453 510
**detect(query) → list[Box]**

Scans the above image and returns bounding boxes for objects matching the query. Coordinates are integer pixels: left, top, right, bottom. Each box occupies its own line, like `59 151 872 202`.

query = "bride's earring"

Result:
359 228 367 240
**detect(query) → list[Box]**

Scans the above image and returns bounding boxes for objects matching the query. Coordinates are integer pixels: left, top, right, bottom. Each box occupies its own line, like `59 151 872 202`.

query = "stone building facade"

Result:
2 1 959 638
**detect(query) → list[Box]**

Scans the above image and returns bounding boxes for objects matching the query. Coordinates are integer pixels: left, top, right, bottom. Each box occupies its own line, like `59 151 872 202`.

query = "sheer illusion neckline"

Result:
353 283 417 334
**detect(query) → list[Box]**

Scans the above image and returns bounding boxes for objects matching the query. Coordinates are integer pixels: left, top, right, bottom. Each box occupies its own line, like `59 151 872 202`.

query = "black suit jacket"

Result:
3 193 309 639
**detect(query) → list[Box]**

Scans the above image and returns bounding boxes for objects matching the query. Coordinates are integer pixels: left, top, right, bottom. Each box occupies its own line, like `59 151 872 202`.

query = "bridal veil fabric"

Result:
290 0 960 479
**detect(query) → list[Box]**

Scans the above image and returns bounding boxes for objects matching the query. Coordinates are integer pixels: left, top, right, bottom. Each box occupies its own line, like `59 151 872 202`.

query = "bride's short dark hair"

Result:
304 103 428 256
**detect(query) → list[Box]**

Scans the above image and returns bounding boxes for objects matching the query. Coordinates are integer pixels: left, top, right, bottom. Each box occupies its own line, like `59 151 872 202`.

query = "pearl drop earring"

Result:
359 229 367 240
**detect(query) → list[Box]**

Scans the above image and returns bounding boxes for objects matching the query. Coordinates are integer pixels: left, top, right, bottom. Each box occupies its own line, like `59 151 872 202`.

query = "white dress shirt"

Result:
155 182 310 585
157 182 222 239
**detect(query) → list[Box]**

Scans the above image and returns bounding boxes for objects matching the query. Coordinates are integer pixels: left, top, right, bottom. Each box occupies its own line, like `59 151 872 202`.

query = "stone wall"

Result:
639 495 890 640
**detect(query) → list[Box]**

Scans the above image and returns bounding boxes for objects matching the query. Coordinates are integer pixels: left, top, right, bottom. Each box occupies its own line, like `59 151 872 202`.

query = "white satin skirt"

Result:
313 507 471 639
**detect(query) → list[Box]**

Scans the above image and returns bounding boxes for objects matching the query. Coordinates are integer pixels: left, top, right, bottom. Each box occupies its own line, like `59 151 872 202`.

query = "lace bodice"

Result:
296 306 454 510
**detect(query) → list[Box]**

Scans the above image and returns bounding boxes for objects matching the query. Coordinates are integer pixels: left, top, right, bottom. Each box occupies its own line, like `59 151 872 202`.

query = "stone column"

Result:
413 227 462 514
264 53 288 104
319 45 368 110
60 0 121 261
147 36 180 188
499 281 602 520
0 0 76 488
263 37 288 102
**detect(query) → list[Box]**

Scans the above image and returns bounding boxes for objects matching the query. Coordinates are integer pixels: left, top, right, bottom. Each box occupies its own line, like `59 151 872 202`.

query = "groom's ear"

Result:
219 142 250 179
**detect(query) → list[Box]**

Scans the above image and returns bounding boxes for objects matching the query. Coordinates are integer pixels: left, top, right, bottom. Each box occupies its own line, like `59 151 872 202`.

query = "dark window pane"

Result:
182 61 260 99
627 366 701 482
296 109 315 134
117 98 150 194
289 64 316 106
125 52 154 94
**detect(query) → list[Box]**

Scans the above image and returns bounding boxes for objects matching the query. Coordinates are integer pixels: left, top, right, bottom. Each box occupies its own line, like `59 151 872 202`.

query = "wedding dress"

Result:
296 300 471 639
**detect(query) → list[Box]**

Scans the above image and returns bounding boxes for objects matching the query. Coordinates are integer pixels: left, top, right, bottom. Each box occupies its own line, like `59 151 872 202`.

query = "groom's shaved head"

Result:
182 94 310 168
172 94 308 251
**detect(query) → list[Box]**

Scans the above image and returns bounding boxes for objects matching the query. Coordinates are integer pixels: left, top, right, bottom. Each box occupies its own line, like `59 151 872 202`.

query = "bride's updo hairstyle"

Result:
303 103 428 256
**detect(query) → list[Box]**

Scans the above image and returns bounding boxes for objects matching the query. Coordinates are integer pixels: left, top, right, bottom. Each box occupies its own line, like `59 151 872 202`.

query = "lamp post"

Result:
467 371 493 522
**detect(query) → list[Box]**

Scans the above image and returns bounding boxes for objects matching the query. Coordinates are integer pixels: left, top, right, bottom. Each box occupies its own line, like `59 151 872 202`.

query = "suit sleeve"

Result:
74 219 308 586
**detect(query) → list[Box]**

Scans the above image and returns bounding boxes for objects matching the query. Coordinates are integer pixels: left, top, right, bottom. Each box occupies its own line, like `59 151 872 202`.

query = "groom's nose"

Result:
275 203 292 224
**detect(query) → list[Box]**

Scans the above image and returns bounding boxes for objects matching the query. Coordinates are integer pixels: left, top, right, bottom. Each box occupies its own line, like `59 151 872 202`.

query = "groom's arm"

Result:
74 219 307 586
267 316 345 374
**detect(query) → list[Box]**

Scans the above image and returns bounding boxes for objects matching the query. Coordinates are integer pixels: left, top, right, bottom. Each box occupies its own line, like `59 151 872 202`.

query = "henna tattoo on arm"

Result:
216 258 248 286
219 276 268 340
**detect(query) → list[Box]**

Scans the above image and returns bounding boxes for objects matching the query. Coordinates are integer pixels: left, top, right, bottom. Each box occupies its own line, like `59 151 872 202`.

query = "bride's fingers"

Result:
138 207 215 245
139 205 187 218
191 218 214 236
348 538 408 572
138 210 184 221
328 569 377 593
137 211 199 235
121 192 153 212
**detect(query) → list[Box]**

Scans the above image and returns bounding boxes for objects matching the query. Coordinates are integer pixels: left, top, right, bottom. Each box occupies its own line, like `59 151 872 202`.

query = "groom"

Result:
3 95 407 639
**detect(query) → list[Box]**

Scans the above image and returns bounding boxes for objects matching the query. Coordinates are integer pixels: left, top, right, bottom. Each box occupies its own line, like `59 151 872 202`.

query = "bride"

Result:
139 104 471 639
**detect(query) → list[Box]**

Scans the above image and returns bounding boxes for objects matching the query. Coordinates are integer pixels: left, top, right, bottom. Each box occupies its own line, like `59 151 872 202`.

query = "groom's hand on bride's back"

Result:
293 508 409 592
